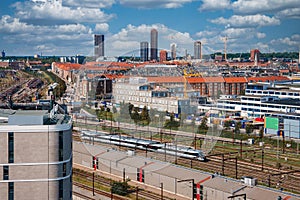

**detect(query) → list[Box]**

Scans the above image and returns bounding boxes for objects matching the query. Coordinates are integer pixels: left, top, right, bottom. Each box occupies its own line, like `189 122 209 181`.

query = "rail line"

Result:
73 168 174 200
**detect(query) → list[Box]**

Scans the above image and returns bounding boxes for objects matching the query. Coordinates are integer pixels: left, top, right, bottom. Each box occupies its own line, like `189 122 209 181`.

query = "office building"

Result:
170 43 176 60
140 41 149 62
0 103 72 199
194 41 202 59
94 34 104 58
159 50 167 62
150 29 158 61
250 49 260 62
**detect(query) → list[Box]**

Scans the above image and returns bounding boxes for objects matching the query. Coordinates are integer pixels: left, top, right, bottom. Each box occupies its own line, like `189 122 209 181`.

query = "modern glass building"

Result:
150 29 158 61
140 41 149 62
94 34 104 58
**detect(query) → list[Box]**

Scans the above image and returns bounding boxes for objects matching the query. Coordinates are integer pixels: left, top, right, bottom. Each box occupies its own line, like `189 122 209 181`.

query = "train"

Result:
80 130 206 161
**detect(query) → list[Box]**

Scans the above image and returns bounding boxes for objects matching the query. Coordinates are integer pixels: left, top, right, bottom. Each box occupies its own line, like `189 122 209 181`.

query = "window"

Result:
8 182 14 200
59 131 63 161
3 166 9 180
63 163 66 177
8 132 14 163
59 180 63 200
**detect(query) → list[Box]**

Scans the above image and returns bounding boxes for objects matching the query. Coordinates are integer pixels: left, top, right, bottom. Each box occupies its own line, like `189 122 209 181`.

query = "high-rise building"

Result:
170 43 176 60
159 50 167 62
150 29 158 61
194 41 202 59
0 104 72 199
250 49 260 62
94 34 104 58
140 41 149 62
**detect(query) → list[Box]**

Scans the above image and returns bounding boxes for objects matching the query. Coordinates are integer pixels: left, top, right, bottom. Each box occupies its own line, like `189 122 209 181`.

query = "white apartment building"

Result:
113 77 197 115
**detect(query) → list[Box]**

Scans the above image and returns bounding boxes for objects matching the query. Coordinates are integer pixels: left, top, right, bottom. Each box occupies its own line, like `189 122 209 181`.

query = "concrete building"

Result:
159 50 167 62
194 41 202 60
0 105 72 200
94 34 104 58
170 43 176 60
140 41 149 62
113 77 197 115
150 29 158 61
250 49 260 62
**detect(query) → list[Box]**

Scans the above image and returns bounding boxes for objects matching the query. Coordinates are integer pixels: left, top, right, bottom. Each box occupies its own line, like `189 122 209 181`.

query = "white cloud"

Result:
63 0 115 8
232 0 300 15
195 30 217 38
119 0 193 9
276 8 300 19
13 0 114 25
199 0 231 11
0 15 94 55
210 14 280 28
95 23 109 32
106 23 195 56
256 32 266 39
270 34 300 47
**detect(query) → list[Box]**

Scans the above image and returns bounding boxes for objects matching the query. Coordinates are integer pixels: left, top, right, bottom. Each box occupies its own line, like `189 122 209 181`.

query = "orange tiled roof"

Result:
247 76 290 82
54 62 82 71
224 77 248 83
186 77 205 83
203 76 225 83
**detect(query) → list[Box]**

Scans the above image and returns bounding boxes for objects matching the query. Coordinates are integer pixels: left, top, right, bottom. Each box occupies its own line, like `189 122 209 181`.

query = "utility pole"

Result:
177 179 194 200
160 183 164 200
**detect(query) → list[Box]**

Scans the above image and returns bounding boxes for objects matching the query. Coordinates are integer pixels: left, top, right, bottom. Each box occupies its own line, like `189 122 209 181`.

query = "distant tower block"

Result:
94 34 104 58
140 41 149 62
170 43 176 60
150 28 158 61
159 50 167 62
194 41 202 59
1 50 5 58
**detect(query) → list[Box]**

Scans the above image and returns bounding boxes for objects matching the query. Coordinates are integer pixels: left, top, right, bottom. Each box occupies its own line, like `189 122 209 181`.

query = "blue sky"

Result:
0 0 299 56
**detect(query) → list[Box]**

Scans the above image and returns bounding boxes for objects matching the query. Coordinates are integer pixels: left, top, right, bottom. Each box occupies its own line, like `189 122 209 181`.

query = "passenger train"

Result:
81 130 206 161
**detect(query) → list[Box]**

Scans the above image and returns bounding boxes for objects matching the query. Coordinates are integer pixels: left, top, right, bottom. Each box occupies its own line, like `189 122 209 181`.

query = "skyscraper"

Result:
150 29 158 61
140 41 149 62
194 41 202 59
94 34 104 58
170 43 176 60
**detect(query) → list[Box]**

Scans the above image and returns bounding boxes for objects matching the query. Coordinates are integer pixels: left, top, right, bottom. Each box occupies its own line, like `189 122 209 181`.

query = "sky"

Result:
0 0 299 57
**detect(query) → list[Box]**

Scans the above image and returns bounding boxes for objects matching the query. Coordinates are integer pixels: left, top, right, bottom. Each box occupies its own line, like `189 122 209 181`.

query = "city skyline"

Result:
0 0 299 57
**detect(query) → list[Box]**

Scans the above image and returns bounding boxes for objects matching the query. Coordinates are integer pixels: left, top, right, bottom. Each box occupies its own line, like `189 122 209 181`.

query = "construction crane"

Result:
183 69 202 98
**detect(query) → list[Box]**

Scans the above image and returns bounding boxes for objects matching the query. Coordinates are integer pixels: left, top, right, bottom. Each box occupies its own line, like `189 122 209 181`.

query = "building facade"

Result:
0 108 72 200
94 34 104 58
194 41 202 60
170 43 176 60
159 50 167 62
150 29 158 61
140 41 149 62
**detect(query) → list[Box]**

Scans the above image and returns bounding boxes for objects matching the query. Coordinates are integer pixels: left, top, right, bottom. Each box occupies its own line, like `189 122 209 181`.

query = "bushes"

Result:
111 180 130 196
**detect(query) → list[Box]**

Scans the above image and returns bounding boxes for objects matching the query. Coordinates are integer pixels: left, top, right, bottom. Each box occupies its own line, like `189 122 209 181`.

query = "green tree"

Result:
245 124 254 135
131 107 140 126
164 113 180 130
224 120 233 130
197 116 208 134
111 180 130 196
235 121 242 134
140 106 150 126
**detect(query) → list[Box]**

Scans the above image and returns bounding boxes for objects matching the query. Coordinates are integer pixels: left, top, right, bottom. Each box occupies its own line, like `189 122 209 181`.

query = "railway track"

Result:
73 191 95 200
73 131 300 194
73 168 174 200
